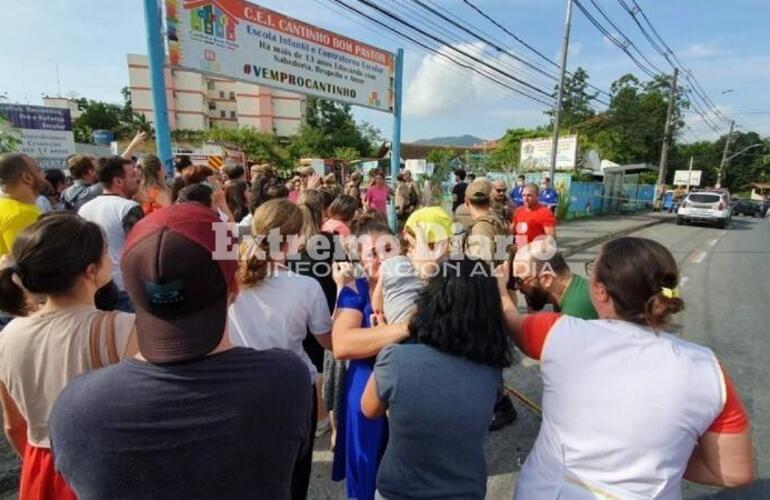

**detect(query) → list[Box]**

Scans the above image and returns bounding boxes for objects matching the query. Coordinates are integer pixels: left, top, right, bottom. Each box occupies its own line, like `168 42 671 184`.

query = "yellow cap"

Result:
405 206 454 243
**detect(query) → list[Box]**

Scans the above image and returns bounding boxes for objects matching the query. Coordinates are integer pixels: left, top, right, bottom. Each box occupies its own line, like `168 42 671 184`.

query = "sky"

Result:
2 0 769 144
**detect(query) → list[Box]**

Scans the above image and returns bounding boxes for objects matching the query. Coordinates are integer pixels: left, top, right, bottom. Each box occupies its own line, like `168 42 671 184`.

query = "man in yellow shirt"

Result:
0 153 45 258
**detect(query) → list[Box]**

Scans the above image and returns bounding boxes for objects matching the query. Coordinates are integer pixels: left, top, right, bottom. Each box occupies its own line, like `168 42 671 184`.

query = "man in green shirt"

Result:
512 244 598 319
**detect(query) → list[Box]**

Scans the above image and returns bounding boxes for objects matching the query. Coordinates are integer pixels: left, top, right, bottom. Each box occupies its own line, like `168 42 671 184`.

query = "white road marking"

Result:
680 276 690 288
707 238 719 247
689 250 707 264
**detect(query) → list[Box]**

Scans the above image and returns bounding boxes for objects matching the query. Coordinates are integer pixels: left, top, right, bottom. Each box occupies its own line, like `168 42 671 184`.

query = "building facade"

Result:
41 97 83 120
126 54 305 135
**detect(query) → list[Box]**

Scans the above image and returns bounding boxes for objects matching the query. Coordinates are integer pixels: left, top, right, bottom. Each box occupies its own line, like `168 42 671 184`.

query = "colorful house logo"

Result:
368 91 381 109
184 0 238 42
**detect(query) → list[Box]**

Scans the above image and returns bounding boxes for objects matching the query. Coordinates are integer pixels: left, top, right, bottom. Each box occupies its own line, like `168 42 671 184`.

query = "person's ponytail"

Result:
0 213 105 317
237 199 303 288
237 239 270 288
645 292 685 331
0 266 29 317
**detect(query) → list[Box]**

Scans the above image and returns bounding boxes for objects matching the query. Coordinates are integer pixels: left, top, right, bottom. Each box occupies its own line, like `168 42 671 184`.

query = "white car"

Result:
677 191 732 228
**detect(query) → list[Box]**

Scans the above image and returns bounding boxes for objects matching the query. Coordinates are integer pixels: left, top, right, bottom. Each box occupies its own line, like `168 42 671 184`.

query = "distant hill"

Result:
413 134 486 147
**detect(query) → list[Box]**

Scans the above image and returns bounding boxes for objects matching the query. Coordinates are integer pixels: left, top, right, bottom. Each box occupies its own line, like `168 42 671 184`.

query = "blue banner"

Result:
0 104 72 131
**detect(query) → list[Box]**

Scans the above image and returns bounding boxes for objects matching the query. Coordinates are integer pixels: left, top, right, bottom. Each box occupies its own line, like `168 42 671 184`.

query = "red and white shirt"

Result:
515 313 749 500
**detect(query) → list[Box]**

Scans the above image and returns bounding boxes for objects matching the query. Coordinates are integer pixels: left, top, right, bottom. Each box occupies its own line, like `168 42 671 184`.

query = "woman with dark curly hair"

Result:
361 257 512 500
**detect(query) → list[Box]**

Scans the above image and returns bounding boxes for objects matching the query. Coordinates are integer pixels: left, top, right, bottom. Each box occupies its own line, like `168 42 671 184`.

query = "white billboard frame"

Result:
519 135 578 171
673 170 702 187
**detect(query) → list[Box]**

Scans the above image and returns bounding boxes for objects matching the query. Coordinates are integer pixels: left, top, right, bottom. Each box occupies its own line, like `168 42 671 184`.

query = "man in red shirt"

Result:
512 183 556 248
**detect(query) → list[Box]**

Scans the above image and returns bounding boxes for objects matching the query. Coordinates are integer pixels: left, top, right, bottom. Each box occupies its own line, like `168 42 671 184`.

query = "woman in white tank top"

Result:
497 237 754 499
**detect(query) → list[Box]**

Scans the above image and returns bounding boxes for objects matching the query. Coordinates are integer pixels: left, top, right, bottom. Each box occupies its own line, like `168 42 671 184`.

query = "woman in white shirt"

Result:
228 198 332 499
497 237 754 499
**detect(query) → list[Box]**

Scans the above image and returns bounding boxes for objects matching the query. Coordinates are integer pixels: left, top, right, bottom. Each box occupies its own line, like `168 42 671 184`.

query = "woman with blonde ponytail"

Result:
228 198 333 499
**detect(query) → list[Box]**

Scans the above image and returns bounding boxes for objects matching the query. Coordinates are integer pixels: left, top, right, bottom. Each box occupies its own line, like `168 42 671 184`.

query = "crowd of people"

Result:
0 147 756 499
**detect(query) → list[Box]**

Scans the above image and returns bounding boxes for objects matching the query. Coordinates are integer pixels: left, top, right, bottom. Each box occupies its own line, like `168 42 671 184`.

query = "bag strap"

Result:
104 311 120 365
89 310 122 368
89 311 108 369
123 320 139 358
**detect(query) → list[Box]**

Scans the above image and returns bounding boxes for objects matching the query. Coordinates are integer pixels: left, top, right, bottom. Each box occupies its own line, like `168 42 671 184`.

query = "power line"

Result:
586 0 665 76
576 0 725 134
323 0 556 106
572 0 659 79
349 0 555 99
618 0 731 126
384 0 556 91
407 0 559 85
460 0 612 100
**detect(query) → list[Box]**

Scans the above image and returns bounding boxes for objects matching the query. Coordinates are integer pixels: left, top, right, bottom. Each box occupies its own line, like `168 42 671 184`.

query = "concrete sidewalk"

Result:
557 211 673 257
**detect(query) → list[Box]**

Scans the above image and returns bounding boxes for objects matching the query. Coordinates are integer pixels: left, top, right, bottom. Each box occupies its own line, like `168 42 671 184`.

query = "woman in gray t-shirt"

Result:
361 257 513 499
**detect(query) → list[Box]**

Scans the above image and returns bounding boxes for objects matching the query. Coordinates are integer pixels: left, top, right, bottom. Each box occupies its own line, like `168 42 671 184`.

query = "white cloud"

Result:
602 33 619 49
569 42 583 58
404 42 527 117
681 41 729 59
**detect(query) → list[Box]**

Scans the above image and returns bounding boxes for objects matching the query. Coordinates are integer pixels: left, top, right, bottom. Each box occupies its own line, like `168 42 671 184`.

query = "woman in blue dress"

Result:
331 217 409 500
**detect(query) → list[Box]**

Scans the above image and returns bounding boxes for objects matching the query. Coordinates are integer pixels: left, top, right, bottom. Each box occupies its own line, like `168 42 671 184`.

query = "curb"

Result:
561 216 672 258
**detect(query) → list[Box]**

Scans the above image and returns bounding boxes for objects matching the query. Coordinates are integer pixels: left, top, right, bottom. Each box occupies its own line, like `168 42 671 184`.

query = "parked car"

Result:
733 199 761 217
677 191 732 228
760 199 770 218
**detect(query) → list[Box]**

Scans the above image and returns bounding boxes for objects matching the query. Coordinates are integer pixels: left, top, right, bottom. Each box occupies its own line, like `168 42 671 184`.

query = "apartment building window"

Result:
229 91 235 100
219 91 225 98
230 110 236 119
220 110 226 118
208 102 216 111
207 80 215 90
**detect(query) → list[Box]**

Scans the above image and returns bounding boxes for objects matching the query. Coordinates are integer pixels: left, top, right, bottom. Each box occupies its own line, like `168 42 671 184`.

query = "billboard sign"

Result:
673 170 702 187
165 0 395 112
519 135 578 171
0 104 76 170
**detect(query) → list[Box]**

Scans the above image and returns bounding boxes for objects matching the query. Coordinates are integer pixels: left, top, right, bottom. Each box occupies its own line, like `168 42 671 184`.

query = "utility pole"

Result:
716 120 735 189
655 68 678 210
549 0 573 182
687 156 694 192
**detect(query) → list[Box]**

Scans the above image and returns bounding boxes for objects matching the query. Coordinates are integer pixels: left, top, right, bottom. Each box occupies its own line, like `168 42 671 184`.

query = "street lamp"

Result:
716 143 764 188
726 143 763 162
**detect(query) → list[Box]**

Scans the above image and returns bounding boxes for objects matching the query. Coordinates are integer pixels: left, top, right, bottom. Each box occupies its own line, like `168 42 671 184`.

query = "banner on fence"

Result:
0 104 76 170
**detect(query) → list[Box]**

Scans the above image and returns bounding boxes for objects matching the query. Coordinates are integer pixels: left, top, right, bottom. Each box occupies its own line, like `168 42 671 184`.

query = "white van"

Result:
677 191 732 228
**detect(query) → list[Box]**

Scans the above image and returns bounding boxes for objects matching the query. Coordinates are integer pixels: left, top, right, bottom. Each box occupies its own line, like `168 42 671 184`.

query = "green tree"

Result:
425 149 456 183
668 140 720 187
545 67 598 131
333 146 360 164
0 115 21 153
288 97 380 158
73 100 124 143
487 127 548 171
205 127 290 169
716 131 768 191
583 73 689 165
